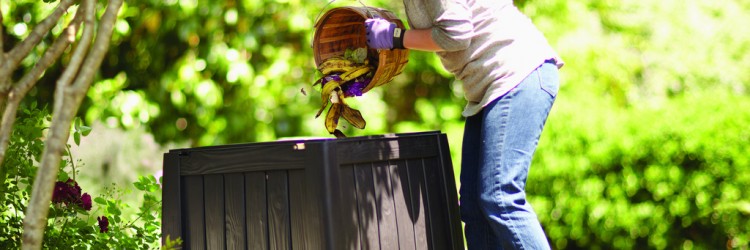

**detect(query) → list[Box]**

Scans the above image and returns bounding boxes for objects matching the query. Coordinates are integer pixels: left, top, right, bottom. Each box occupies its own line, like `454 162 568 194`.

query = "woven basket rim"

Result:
312 6 409 94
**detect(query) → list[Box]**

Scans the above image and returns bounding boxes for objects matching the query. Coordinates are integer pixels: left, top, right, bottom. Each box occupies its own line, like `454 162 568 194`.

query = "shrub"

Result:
530 91 750 249
0 104 180 249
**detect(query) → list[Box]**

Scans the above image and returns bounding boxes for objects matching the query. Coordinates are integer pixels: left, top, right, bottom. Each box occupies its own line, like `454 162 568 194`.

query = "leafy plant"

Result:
0 105 180 249
0 103 49 248
530 91 750 249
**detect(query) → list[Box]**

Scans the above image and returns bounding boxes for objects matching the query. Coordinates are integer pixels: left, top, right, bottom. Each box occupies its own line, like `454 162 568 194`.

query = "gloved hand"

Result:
365 18 405 49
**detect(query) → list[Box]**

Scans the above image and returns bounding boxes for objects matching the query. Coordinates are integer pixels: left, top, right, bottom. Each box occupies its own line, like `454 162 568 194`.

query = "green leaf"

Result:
74 117 82 131
133 182 145 191
73 132 81 146
344 48 353 60
58 171 69 182
351 47 367 64
80 126 92 136
94 197 107 205
108 205 122 216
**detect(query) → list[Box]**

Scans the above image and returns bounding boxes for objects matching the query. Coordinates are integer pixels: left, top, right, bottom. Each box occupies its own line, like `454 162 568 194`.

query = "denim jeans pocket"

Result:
537 62 559 98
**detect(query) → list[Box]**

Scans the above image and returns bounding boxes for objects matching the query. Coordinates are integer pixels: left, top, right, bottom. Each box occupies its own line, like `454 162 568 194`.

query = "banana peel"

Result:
332 129 347 138
339 65 372 82
341 105 365 129
318 56 358 74
315 55 372 137
316 80 341 118
325 103 342 133
324 104 366 136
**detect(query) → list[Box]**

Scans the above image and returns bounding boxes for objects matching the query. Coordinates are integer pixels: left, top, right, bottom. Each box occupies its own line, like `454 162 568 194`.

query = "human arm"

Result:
364 19 444 52
403 29 443 52
365 0 473 52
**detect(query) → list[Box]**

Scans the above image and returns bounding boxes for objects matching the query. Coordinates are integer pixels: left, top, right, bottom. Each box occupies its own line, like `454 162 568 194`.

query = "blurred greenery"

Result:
3 0 749 248
532 91 750 249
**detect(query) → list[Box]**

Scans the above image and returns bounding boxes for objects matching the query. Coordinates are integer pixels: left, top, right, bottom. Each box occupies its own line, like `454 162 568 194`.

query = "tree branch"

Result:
0 6 7 113
5 0 76 69
0 0 75 116
21 0 123 248
54 0 95 112
1 5 5 53
0 9 84 172
70 0 123 91
21 79 79 250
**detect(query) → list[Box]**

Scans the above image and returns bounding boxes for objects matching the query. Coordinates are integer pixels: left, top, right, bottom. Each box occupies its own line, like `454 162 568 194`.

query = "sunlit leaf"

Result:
73 132 81 146
80 126 92 136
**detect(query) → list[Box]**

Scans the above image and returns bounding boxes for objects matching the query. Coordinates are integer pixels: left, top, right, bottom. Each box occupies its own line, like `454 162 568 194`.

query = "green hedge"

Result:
530 91 750 249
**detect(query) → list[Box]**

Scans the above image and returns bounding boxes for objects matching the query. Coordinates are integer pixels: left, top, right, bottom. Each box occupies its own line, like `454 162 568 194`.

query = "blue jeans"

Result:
460 60 559 249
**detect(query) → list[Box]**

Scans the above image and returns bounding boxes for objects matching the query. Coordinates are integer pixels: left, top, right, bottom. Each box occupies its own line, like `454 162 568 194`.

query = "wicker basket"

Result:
313 6 409 94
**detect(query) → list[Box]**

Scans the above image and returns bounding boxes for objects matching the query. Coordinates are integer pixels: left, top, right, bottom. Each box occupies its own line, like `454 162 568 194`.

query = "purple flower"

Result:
52 181 69 204
342 77 370 97
81 193 92 211
321 74 341 87
64 179 82 203
52 179 92 211
97 216 109 233
52 179 81 206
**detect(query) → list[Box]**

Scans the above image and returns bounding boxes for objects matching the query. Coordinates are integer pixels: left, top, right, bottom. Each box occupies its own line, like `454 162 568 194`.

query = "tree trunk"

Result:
0 10 83 171
16 0 124 248
20 93 78 249
0 0 78 198
0 0 75 98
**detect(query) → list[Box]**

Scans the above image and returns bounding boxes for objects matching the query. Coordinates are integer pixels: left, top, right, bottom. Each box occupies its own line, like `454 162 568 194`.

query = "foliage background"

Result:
2 0 749 248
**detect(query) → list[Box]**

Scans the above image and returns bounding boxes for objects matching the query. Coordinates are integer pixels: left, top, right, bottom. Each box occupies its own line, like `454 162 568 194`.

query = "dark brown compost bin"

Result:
162 131 463 249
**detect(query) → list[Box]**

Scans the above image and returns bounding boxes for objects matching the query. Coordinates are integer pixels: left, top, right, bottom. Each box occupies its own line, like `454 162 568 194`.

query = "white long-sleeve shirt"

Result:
403 0 563 117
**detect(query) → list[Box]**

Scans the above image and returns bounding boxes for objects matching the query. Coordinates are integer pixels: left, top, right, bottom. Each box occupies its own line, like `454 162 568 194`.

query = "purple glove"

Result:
365 18 405 49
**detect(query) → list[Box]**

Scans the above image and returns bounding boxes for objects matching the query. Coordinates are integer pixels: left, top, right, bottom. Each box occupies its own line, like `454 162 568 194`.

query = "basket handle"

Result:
357 0 376 18
312 0 377 26
313 0 337 26
310 0 377 48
